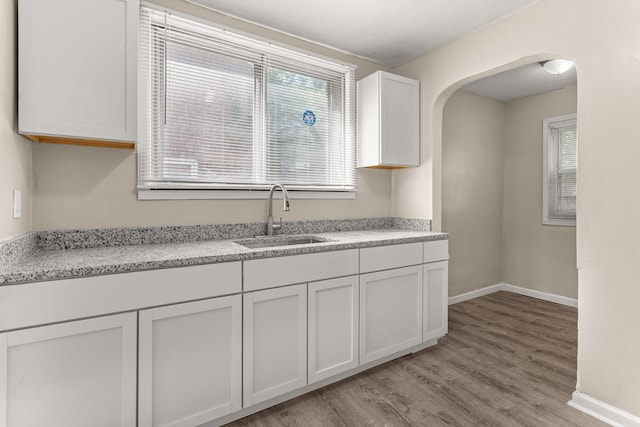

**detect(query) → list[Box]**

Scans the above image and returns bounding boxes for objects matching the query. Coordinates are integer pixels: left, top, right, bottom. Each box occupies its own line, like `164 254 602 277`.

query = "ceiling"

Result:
462 62 577 102
185 0 538 67
185 0 576 101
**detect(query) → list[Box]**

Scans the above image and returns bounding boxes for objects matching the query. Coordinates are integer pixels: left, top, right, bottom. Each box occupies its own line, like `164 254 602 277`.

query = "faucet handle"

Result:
272 217 283 233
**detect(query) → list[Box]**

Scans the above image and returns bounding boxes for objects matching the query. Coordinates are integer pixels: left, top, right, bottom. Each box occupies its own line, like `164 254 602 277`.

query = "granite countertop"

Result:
0 219 447 285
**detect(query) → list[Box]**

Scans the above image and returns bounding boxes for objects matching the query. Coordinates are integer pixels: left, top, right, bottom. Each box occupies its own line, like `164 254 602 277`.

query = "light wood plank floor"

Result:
226 291 605 426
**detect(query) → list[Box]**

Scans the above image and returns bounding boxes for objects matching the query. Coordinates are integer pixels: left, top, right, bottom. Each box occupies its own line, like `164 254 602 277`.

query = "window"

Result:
543 113 577 226
137 6 357 199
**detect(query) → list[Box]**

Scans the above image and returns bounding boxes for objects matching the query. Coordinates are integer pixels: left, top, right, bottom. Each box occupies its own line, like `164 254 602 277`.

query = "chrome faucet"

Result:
267 184 290 236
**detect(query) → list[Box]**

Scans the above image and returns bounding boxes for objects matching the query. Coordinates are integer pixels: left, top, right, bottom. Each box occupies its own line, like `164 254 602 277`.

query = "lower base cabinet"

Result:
243 284 307 407
360 265 423 364
308 276 359 383
138 295 242 427
0 241 448 427
423 261 449 342
0 313 137 427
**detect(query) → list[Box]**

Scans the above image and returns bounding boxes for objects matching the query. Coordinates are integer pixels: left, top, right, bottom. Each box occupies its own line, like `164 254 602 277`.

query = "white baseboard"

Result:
569 391 640 427
448 282 577 308
501 283 578 307
447 284 503 305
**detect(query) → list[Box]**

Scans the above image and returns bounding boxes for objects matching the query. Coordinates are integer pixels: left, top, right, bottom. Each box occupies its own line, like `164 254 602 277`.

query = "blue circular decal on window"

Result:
302 110 316 126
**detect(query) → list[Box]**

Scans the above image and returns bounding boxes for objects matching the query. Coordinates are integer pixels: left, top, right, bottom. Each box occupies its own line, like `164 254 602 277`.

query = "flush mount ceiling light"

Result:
540 59 575 75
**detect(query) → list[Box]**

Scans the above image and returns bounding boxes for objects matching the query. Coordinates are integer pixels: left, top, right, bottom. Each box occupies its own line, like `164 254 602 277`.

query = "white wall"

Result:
394 0 640 417
30 0 392 231
442 91 505 296
502 86 578 299
0 0 32 241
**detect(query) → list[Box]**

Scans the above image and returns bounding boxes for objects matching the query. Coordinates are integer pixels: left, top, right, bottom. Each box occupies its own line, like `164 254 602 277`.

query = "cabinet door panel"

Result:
360 266 422 364
423 261 449 342
308 276 358 383
380 73 419 166
243 285 307 406
19 0 137 141
138 296 241 427
0 313 136 427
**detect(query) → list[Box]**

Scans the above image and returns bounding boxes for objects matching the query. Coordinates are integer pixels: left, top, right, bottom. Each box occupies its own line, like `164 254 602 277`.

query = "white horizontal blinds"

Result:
264 61 355 189
547 116 577 219
138 6 356 191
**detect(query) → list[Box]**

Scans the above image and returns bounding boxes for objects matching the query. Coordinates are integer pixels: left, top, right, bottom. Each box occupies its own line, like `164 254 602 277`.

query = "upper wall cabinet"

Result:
357 71 419 168
18 0 138 149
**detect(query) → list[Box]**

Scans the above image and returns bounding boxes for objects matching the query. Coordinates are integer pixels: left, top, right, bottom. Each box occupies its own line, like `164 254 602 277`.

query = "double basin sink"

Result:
234 235 330 249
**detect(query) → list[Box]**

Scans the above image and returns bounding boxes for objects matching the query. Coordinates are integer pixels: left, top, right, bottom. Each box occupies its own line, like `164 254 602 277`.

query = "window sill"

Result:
137 189 356 201
543 218 576 227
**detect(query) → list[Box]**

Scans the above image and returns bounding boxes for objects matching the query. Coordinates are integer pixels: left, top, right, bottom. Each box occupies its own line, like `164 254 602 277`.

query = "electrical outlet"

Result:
13 190 21 219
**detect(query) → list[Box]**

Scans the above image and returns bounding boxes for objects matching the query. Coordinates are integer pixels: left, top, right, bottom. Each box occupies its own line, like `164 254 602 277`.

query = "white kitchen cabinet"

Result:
423 260 449 342
357 70 419 168
308 276 359 384
243 284 307 407
359 265 423 364
138 295 242 427
0 313 137 427
18 0 138 148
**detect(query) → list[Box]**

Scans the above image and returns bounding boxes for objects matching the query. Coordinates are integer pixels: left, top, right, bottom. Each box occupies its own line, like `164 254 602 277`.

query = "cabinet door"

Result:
243 284 307 407
360 266 423 364
423 261 449 342
380 72 419 166
308 276 358 384
138 295 242 427
19 0 138 142
0 313 136 427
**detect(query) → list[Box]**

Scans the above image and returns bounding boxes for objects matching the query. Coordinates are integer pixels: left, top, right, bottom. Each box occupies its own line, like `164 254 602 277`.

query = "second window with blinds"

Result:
543 113 577 226
137 6 357 199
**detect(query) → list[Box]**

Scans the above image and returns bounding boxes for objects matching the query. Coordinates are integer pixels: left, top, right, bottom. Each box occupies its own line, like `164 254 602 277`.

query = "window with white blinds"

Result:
543 114 577 226
137 5 357 198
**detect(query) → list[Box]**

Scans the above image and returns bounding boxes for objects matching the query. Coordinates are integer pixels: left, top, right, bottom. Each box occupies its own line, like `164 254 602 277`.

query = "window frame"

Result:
542 113 577 226
137 4 357 200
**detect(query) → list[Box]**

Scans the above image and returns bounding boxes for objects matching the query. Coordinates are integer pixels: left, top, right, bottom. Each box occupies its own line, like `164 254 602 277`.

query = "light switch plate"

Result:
13 190 21 219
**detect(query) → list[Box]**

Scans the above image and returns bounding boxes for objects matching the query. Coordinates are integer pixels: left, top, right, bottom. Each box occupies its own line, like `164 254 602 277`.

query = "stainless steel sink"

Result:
234 235 330 249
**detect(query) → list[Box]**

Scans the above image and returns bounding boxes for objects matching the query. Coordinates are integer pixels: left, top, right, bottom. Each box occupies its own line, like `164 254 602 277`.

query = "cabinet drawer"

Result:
423 240 449 263
0 262 242 331
243 249 359 291
360 242 422 273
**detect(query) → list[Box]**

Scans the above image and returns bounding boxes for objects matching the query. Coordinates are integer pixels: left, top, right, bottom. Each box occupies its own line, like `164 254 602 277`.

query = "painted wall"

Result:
31 0 391 231
0 0 32 242
442 91 505 296
502 86 578 298
394 0 640 417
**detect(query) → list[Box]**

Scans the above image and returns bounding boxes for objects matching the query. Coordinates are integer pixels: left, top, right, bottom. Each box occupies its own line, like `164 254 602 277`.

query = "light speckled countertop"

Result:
0 229 447 285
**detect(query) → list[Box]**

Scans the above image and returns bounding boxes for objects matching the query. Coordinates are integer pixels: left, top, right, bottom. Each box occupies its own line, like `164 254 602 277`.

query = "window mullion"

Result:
253 60 266 184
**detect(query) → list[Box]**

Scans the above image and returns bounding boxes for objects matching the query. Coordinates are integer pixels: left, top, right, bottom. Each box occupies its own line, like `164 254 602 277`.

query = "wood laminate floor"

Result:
226 291 605 426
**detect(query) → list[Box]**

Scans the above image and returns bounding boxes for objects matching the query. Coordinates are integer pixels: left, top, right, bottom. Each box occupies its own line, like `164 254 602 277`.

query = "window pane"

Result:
557 172 576 212
558 126 577 170
162 41 255 183
265 68 331 185
543 114 577 225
